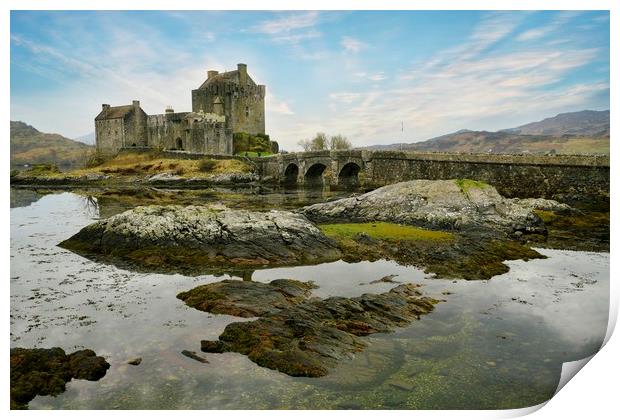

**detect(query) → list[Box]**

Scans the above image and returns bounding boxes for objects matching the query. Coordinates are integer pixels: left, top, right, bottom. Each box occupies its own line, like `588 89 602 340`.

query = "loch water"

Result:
10 188 609 409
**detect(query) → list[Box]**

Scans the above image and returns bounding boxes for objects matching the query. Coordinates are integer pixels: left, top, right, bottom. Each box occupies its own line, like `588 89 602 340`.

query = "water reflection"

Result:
10 191 609 409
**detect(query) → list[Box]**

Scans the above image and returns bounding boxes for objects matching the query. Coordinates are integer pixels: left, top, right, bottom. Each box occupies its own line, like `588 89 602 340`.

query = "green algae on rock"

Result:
10 347 110 409
59 205 342 271
318 221 543 280
186 281 440 377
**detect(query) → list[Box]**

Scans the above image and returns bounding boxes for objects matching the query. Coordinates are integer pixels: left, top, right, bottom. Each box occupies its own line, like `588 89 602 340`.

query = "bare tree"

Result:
328 134 352 150
298 132 353 151
310 133 328 151
297 139 312 151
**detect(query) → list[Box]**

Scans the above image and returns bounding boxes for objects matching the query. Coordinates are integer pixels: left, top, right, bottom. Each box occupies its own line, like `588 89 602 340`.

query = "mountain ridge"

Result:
363 110 609 155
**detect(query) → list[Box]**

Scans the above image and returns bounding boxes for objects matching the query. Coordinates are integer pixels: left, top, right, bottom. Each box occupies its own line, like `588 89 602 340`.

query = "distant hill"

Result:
503 110 610 137
11 121 94 169
74 132 96 145
363 110 609 155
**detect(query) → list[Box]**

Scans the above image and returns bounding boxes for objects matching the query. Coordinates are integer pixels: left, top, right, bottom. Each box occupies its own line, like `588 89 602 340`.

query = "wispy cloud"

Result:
252 11 319 35
266 92 294 115
341 36 365 53
516 11 582 42
311 15 607 146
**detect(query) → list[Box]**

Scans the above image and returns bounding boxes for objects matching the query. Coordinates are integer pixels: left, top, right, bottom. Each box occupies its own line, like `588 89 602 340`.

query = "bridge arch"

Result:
283 163 299 185
304 163 327 186
338 162 362 187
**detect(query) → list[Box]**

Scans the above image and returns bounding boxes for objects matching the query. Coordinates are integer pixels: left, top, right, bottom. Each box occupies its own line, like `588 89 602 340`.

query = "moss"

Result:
22 163 61 176
319 222 454 242
319 222 543 280
455 179 489 193
426 239 544 280
532 209 609 251
533 209 557 223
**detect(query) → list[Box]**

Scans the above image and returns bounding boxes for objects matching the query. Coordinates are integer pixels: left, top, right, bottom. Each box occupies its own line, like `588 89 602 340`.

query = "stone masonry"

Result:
95 63 265 155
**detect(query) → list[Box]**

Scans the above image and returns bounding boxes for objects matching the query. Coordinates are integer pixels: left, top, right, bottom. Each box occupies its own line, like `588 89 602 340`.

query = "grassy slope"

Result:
11 121 94 169
69 152 252 178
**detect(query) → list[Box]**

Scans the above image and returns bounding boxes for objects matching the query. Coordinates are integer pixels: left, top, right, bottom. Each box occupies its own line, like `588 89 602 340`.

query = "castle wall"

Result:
95 118 125 155
147 113 190 150
146 113 232 155
191 83 265 135
124 108 148 148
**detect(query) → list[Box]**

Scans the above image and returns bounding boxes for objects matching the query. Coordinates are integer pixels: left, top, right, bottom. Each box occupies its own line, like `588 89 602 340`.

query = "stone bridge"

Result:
251 150 610 199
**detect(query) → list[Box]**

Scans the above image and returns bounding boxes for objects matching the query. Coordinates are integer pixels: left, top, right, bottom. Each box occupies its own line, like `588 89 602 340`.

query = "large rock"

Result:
301 179 549 234
177 279 317 317
59 205 341 270
10 347 110 409
190 281 439 377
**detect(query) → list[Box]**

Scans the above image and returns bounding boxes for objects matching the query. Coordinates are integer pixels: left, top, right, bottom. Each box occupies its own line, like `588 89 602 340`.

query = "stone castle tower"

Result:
191 63 266 135
95 63 265 155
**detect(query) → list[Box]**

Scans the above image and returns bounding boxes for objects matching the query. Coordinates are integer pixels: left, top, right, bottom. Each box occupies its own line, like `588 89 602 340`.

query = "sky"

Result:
10 10 610 151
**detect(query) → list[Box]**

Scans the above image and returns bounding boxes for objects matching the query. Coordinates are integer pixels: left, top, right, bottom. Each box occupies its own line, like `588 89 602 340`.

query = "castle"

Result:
95 63 266 155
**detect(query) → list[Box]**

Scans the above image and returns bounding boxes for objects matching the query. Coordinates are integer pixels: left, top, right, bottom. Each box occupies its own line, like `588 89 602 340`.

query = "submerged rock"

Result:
10 347 110 409
181 350 209 364
185 281 439 377
301 179 550 235
59 205 341 271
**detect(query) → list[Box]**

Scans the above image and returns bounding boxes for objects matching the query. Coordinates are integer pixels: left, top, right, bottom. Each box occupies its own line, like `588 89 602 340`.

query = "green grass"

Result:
235 151 273 157
22 163 61 176
319 222 454 242
455 179 489 193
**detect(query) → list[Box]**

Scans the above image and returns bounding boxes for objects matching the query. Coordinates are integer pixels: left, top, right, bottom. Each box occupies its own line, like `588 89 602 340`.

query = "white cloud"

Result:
271 29 321 44
341 36 365 53
368 72 386 82
517 28 548 41
252 11 319 35
266 92 294 115
329 92 361 104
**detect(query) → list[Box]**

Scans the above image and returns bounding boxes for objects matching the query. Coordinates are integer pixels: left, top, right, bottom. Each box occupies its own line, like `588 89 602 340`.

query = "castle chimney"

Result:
208 70 219 79
165 106 174 114
237 63 247 84
102 104 110 110
132 100 140 109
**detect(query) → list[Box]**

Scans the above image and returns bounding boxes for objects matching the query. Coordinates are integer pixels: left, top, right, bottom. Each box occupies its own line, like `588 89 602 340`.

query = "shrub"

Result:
82 150 109 168
199 159 218 172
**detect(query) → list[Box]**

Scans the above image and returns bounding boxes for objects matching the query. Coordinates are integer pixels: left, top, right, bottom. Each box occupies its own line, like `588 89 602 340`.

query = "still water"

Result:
10 188 609 409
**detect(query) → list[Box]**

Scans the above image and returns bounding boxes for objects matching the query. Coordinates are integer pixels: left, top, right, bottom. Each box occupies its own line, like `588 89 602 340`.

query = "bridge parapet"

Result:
250 150 609 198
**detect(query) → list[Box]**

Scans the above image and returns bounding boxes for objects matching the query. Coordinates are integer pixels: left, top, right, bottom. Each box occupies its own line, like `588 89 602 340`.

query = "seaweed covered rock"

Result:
178 279 317 317
191 282 439 377
301 179 550 235
10 347 110 409
59 205 341 271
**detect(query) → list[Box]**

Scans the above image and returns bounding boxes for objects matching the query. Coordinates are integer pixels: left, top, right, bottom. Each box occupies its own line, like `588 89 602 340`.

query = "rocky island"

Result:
179 280 439 377
59 205 342 271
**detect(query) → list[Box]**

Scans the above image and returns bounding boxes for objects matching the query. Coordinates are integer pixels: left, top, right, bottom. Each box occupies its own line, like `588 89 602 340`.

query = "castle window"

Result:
245 106 250 118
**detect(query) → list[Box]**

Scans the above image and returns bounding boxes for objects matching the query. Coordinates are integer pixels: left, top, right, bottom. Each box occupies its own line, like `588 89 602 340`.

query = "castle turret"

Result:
237 63 247 85
191 63 265 135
